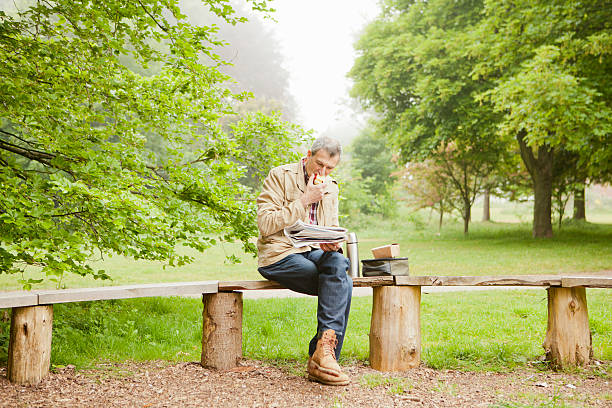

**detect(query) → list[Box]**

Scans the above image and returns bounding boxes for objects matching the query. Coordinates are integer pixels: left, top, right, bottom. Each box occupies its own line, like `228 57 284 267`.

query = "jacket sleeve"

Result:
257 169 306 237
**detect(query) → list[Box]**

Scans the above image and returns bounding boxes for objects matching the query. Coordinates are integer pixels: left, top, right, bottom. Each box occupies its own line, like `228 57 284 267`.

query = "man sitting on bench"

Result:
256 136 352 386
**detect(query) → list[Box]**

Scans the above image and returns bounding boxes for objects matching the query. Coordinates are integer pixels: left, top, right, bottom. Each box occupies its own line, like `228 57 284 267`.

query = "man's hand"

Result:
300 174 327 208
320 242 341 252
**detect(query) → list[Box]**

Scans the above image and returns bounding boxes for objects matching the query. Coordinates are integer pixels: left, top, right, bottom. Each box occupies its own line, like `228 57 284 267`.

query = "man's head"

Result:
305 136 342 178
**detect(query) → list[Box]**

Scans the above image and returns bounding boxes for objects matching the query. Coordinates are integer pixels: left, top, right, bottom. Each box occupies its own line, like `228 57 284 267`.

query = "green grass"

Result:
244 289 611 372
353 211 612 276
1 219 611 291
492 387 578 408
2 289 609 373
0 242 261 291
360 373 412 395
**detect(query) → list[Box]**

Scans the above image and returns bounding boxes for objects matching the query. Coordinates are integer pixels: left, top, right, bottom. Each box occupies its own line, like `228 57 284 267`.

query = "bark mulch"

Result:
1 360 610 407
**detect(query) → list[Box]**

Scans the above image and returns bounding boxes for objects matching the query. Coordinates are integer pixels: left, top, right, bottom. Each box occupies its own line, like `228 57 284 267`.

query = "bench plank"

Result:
219 276 395 291
37 281 218 304
0 292 39 309
561 276 612 288
395 275 563 287
219 280 285 291
353 276 395 287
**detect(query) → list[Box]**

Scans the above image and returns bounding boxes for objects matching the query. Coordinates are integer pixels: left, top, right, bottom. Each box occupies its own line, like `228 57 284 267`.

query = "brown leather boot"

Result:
307 329 350 386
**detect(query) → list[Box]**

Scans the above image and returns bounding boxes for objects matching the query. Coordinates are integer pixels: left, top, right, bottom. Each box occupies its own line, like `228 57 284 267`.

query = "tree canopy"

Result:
349 0 511 234
0 0 306 288
471 0 612 236
349 0 612 237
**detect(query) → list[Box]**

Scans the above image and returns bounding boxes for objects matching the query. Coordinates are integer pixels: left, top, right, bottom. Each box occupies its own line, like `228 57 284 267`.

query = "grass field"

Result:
1 215 611 291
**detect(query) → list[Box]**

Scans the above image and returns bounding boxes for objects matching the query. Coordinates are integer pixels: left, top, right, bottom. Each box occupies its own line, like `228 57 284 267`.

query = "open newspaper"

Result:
283 220 347 248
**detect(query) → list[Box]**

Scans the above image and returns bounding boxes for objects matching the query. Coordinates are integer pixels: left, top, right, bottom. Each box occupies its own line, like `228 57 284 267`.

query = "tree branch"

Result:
0 138 55 165
136 0 170 34
0 128 44 149
516 130 536 179
51 210 87 218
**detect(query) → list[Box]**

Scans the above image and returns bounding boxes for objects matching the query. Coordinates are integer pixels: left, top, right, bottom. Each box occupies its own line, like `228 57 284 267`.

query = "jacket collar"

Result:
297 158 306 193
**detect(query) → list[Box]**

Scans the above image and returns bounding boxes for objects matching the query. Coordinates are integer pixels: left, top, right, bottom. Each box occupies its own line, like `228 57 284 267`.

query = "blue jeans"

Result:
258 249 352 360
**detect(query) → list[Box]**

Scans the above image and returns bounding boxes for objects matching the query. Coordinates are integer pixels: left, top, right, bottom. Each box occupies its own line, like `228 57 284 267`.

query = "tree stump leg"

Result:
7 305 54 385
543 287 592 368
201 291 243 370
369 286 421 371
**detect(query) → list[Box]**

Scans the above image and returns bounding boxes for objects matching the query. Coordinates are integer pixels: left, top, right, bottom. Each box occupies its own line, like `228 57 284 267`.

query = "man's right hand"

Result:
300 174 326 208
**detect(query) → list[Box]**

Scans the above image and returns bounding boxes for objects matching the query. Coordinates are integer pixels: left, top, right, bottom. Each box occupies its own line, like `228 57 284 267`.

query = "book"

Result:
283 220 348 248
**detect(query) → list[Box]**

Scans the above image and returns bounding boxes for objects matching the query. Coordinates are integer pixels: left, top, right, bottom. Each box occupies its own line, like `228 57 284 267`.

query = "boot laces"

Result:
320 331 338 360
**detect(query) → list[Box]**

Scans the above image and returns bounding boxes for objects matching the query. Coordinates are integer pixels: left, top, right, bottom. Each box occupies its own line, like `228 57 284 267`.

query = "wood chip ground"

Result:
1 360 610 407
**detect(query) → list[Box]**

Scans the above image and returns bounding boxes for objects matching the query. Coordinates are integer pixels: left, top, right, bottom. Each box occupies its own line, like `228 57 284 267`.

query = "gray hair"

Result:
311 136 342 158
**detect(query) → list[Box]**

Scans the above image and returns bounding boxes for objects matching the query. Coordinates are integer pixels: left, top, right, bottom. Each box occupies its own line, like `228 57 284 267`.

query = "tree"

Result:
349 0 510 235
338 128 398 221
350 128 396 198
0 0 305 288
433 141 500 235
230 111 312 190
470 0 612 237
396 160 457 232
181 0 297 119
351 0 612 238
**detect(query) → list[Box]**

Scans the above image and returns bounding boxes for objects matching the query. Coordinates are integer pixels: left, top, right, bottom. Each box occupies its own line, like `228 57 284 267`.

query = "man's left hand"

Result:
320 242 341 252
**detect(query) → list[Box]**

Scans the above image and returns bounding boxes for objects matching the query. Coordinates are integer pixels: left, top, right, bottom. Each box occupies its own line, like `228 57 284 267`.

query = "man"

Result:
256 136 352 386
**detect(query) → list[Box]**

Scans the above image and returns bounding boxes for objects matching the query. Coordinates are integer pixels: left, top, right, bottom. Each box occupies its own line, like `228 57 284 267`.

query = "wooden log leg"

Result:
369 286 421 371
201 291 243 370
7 305 54 386
543 287 592 368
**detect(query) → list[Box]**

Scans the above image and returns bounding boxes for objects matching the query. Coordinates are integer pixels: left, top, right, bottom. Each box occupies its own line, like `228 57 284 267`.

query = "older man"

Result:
256 136 352 386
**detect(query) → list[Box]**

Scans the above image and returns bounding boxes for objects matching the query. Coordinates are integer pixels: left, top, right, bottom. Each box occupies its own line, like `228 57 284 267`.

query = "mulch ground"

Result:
1 360 610 407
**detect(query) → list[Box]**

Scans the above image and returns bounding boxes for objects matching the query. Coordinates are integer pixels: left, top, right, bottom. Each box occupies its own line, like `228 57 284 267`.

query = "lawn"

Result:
1 217 611 292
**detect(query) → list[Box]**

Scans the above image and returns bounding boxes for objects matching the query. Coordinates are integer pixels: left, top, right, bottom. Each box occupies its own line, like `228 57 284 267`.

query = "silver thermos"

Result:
346 232 360 277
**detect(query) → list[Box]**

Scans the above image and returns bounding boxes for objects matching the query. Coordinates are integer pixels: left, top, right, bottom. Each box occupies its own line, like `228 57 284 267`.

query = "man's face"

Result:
305 149 340 178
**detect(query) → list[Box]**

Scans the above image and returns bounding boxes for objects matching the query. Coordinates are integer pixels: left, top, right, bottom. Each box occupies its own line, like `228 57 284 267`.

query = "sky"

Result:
262 0 380 138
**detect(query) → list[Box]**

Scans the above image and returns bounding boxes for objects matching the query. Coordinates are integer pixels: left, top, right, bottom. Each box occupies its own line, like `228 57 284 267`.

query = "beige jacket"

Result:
257 160 340 268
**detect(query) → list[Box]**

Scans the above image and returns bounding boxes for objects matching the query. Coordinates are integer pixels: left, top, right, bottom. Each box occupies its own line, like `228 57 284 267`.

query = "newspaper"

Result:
283 220 348 248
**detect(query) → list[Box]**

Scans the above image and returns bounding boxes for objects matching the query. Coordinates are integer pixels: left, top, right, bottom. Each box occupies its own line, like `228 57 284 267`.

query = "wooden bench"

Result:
1 281 218 385
213 275 612 372
1 275 610 386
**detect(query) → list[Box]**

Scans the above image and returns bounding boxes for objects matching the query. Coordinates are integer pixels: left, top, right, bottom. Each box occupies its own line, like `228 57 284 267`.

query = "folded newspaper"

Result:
283 220 348 248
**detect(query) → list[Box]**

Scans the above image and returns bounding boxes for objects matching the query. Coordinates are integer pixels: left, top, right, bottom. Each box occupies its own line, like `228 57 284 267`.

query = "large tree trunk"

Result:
573 186 586 221
517 132 554 238
482 189 490 221
532 156 554 238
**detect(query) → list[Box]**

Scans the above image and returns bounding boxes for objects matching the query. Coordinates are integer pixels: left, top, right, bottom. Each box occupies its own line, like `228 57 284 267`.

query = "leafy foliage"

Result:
338 129 397 225
0 0 306 287
396 160 458 231
469 0 612 236
349 0 511 234
350 0 612 237
229 111 312 190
